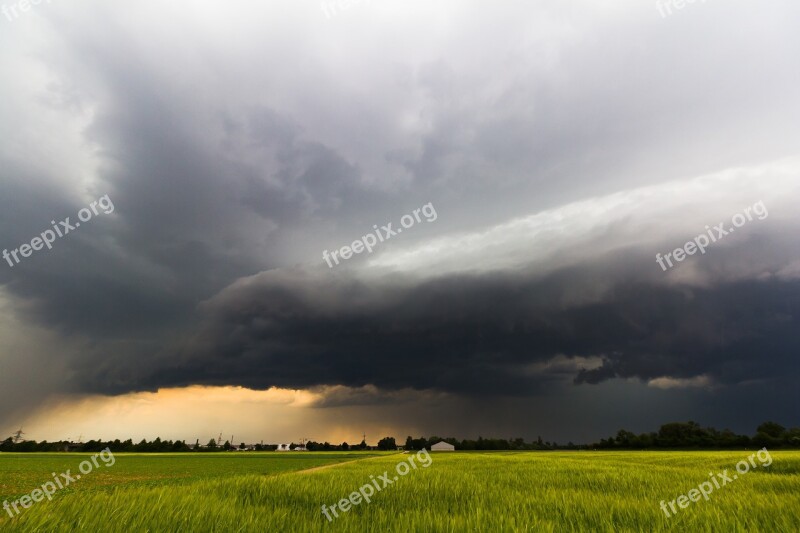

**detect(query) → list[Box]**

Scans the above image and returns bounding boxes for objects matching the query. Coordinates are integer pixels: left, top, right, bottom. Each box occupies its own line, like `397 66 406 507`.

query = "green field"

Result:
1 451 799 531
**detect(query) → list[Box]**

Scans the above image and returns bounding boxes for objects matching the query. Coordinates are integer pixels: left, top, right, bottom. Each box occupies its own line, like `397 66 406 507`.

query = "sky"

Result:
0 0 798 445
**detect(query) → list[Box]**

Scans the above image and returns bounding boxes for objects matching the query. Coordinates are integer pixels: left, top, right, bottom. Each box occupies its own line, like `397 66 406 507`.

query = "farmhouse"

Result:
431 441 455 451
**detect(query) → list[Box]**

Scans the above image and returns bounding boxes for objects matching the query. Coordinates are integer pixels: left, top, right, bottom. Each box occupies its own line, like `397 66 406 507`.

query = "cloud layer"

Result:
1 0 799 440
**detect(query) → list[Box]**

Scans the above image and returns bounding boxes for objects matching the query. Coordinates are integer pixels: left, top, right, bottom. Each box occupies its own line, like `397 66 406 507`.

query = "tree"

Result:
615 430 637 447
341 442 349 451
786 427 800 446
757 422 786 439
377 437 397 451
657 422 708 447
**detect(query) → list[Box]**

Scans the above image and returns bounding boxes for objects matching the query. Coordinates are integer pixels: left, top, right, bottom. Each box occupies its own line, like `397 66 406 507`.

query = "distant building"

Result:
431 441 455 451
276 444 291 451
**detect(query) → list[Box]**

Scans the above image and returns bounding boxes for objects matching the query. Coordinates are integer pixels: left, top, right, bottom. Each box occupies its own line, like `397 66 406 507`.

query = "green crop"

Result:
1 451 798 532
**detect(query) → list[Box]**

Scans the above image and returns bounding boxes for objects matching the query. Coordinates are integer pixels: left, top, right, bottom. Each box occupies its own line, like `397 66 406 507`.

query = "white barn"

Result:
431 441 455 451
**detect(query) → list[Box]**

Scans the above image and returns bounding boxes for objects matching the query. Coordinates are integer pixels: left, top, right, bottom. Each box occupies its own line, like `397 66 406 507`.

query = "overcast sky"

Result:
1 0 798 444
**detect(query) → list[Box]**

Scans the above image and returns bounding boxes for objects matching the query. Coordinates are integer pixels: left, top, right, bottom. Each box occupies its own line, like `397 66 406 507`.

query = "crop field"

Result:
1 451 799 532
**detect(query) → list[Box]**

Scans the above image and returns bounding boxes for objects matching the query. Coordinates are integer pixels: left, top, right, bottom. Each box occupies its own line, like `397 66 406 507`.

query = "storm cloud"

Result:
1 0 799 439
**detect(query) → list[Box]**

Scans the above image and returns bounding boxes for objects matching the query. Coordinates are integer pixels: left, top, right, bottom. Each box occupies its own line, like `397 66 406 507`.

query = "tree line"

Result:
2 421 798 452
402 421 800 450
593 421 800 449
0 437 375 453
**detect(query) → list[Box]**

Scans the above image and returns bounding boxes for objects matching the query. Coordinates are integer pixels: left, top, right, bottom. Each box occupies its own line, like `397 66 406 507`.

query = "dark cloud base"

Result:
90 253 800 400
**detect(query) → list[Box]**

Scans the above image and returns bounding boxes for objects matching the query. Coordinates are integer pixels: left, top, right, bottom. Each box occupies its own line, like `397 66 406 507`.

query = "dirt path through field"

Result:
296 452 404 475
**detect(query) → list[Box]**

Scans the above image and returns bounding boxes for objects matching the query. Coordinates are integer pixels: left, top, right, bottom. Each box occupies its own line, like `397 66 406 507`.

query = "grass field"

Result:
1 450 799 532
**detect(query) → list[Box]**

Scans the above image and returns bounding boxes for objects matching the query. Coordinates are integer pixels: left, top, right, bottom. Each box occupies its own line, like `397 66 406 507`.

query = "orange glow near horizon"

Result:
18 385 420 446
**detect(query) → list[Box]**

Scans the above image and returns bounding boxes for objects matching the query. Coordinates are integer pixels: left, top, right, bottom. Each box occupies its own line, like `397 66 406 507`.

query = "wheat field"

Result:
1 451 799 532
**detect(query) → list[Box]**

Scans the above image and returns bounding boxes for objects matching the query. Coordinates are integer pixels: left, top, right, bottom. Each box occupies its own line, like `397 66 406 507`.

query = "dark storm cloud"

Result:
89 232 798 398
2 0 799 342
1 0 800 434
238 108 386 225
